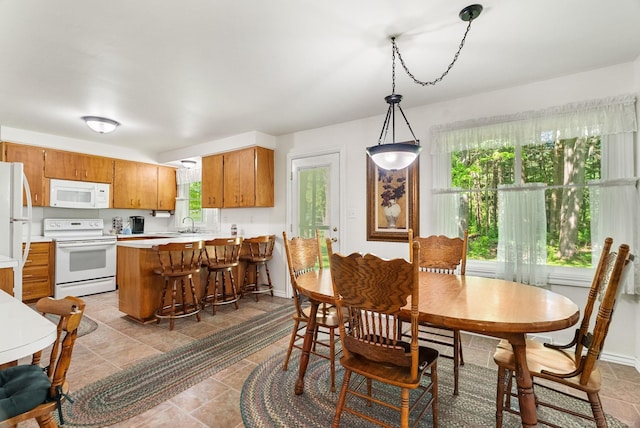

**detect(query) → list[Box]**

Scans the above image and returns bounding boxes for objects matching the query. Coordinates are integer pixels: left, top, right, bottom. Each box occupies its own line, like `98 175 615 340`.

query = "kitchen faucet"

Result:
182 216 196 233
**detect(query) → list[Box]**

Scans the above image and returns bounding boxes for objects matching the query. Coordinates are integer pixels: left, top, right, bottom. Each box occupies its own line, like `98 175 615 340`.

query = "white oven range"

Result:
44 218 117 298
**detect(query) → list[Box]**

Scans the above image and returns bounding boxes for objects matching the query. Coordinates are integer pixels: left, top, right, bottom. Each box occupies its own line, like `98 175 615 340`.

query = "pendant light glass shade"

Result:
367 142 421 171
82 116 120 134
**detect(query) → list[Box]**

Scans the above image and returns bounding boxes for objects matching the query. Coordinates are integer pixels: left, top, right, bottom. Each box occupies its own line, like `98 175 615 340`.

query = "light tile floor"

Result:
19 290 640 427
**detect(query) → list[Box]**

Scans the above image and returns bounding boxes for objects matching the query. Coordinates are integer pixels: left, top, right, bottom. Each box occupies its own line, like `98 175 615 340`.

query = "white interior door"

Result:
290 152 341 261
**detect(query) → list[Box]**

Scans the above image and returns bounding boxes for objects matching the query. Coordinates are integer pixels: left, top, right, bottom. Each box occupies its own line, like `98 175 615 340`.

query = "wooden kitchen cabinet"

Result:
2 142 47 206
0 267 14 295
223 146 274 208
157 165 177 211
44 148 113 183
113 160 159 209
22 242 54 302
201 154 224 208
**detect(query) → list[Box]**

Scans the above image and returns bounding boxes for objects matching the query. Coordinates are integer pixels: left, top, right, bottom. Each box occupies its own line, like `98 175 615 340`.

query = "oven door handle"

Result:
57 241 117 249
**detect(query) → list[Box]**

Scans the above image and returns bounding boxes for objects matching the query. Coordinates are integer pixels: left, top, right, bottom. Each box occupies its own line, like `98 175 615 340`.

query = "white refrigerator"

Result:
0 162 32 300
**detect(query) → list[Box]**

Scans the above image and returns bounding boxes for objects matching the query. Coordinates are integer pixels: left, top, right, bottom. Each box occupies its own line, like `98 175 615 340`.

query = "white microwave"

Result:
50 179 110 209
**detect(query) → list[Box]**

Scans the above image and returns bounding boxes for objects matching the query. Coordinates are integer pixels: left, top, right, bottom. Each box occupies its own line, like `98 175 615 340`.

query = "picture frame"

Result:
366 153 419 242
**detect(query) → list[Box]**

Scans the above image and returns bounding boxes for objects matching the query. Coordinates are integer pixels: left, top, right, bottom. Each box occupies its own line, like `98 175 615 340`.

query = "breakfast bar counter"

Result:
116 234 245 323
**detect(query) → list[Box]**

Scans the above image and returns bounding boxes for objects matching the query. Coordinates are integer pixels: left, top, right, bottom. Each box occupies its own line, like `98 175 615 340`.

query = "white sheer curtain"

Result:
175 167 202 228
433 192 465 239
496 184 548 285
430 95 637 154
431 94 638 290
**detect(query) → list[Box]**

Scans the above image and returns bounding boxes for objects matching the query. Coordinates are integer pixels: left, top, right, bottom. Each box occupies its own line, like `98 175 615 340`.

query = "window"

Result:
451 136 601 267
430 95 637 290
175 166 220 232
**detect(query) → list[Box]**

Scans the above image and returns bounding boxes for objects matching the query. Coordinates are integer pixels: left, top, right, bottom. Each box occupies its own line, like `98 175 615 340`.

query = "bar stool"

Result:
202 237 243 315
152 240 203 330
240 235 275 301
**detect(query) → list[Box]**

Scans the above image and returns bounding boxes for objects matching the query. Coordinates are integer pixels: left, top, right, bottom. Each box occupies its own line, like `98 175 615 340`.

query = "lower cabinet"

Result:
22 242 54 301
0 267 14 295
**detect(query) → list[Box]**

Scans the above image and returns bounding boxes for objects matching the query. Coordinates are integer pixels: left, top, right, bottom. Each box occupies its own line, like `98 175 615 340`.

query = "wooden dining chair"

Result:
493 240 633 428
330 242 439 428
282 230 340 392
0 296 85 428
400 229 468 396
152 240 203 330
202 237 243 315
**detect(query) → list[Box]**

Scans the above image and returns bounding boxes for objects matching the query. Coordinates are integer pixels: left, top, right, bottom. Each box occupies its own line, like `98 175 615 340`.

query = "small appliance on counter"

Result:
129 216 145 234
112 216 123 234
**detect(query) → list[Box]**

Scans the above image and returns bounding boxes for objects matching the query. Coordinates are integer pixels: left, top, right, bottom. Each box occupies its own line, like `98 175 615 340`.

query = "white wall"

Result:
3 60 639 365
274 60 640 366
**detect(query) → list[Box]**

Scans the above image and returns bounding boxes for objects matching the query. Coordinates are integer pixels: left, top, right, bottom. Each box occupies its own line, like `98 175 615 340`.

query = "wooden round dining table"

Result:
294 269 580 428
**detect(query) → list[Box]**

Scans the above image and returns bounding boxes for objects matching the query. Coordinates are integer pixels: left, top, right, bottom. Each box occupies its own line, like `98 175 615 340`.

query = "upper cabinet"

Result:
2 142 47 206
201 154 223 208
157 165 177 211
44 149 113 183
113 160 158 209
214 146 273 208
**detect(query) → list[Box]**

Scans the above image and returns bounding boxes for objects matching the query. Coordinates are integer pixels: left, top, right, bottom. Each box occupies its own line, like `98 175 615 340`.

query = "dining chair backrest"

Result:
577 243 633 385
409 229 468 275
571 236 614 360
283 229 323 279
283 230 323 317
330 241 421 373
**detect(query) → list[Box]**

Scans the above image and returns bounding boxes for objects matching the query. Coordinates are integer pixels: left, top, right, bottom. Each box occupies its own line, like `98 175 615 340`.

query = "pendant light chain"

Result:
392 18 475 87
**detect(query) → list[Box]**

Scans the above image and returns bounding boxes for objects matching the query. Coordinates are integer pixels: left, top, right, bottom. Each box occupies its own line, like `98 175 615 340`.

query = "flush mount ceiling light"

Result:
181 159 197 169
367 4 483 171
82 116 120 134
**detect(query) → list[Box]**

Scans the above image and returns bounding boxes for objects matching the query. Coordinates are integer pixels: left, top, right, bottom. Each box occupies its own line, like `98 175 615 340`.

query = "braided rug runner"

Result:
241 350 628 428
59 304 294 427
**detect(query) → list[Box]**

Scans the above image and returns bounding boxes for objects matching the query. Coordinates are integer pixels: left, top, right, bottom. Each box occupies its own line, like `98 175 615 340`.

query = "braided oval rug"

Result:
241 350 628 428
59 305 293 427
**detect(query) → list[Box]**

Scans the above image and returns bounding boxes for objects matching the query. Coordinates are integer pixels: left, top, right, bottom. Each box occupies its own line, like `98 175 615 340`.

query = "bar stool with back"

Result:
152 240 203 331
240 235 276 301
201 237 243 315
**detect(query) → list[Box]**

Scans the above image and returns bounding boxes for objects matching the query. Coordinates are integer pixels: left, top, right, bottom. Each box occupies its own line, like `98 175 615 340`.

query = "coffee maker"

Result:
129 216 145 234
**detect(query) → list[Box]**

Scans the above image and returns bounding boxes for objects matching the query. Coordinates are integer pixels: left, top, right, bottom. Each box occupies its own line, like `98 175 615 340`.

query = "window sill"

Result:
466 260 594 288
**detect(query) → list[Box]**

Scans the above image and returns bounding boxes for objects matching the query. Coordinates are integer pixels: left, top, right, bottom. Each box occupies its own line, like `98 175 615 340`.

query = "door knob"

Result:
331 237 338 242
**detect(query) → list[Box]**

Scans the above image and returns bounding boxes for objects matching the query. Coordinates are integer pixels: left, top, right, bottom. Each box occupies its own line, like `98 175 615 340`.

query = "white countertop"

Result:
116 233 223 249
27 236 53 243
0 290 57 364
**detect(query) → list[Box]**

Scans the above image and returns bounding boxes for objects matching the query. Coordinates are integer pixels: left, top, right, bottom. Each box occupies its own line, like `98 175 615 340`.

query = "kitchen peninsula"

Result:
117 234 222 323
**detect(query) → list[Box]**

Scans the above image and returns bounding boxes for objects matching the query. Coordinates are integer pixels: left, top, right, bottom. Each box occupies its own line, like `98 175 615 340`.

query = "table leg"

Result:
510 335 538 427
294 300 319 395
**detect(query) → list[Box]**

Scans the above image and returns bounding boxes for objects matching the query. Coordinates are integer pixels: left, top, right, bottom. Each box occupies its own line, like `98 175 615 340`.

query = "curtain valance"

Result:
176 167 202 185
430 94 637 154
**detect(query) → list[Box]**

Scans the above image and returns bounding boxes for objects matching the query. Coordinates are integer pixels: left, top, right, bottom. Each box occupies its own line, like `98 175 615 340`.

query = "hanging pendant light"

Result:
367 4 483 171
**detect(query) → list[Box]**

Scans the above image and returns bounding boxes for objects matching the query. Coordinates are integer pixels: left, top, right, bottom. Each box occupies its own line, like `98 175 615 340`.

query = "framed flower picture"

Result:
366 154 419 242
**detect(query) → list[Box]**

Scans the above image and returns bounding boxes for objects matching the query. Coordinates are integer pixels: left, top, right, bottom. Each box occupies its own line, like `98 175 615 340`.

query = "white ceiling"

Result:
1 0 639 156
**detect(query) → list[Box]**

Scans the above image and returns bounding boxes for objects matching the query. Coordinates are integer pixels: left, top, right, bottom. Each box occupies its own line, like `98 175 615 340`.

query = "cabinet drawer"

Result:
22 279 51 301
24 251 50 267
23 265 50 280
